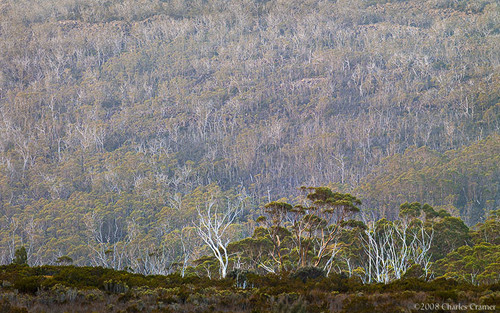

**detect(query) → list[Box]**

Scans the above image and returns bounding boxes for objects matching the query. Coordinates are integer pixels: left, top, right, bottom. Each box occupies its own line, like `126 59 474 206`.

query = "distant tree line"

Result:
0 0 498 273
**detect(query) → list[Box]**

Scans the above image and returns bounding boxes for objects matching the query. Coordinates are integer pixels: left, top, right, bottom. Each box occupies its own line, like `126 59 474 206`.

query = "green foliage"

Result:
401 264 424 279
250 188 363 272
265 202 293 211
303 187 361 213
103 279 129 294
435 243 500 285
359 136 500 224
399 202 440 220
431 216 472 260
0 263 498 312
0 3 496 310
13 247 28 265
14 276 43 294
56 256 74 264
0 0 498 269
397 202 471 260
227 269 253 289
290 267 325 283
472 209 500 245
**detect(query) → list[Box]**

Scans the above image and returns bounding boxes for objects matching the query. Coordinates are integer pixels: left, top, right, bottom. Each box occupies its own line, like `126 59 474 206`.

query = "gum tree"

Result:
257 187 361 272
195 197 243 278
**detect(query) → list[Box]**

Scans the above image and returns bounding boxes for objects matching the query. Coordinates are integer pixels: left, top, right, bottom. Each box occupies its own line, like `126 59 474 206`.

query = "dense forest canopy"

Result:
0 0 499 267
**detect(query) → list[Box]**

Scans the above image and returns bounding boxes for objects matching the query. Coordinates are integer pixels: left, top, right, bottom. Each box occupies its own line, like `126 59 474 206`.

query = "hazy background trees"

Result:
0 0 498 266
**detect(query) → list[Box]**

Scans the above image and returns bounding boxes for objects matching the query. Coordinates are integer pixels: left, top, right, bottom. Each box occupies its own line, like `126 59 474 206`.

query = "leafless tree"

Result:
23 217 43 266
83 213 127 270
359 220 433 283
195 197 243 278
6 217 19 262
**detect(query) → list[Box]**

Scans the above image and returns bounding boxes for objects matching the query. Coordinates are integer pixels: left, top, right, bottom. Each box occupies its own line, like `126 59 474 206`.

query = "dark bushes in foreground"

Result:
0 265 499 312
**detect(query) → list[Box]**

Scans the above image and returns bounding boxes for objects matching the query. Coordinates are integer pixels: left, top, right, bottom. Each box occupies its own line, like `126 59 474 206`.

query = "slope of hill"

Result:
357 134 500 224
0 0 498 265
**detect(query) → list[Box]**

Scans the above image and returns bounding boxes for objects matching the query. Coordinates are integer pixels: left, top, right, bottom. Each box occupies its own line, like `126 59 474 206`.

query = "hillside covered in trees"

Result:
0 0 499 277
0 192 499 312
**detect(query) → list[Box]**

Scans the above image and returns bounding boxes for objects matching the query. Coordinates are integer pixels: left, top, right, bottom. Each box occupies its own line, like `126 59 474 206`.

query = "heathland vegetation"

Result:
0 0 499 311
0 191 499 312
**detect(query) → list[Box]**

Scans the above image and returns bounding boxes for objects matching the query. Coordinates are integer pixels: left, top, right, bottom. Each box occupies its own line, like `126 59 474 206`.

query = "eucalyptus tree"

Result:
257 187 361 272
195 196 244 279
359 218 434 284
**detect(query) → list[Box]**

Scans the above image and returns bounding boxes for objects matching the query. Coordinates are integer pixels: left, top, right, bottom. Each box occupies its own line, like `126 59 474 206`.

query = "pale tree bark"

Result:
195 197 243 279
23 217 43 266
179 226 200 278
83 213 127 270
322 239 340 276
7 217 19 262
83 212 110 268
360 221 433 283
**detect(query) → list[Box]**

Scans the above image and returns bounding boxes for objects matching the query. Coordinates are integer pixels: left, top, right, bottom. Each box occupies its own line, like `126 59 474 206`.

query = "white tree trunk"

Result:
195 198 242 278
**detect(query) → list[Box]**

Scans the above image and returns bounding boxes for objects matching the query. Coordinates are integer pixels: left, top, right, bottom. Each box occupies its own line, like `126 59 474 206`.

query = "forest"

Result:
0 188 499 312
0 0 498 269
0 0 499 311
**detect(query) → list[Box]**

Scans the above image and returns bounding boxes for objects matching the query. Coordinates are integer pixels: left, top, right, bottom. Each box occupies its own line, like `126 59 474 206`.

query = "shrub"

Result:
291 267 325 283
103 279 129 294
13 276 42 294
12 247 28 266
